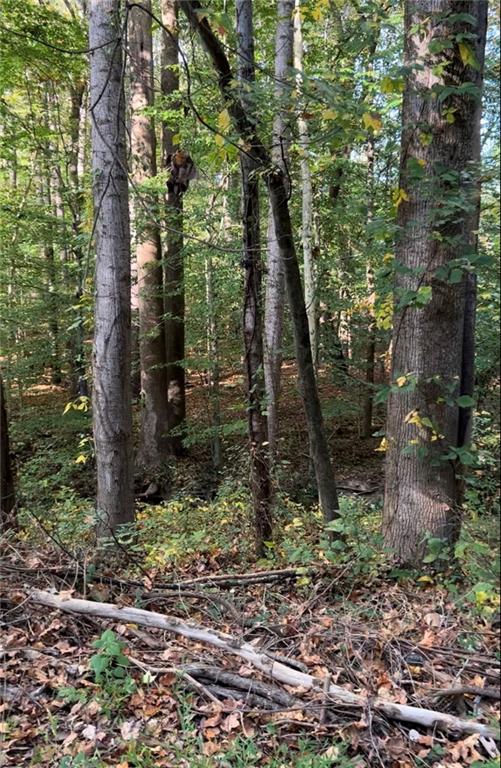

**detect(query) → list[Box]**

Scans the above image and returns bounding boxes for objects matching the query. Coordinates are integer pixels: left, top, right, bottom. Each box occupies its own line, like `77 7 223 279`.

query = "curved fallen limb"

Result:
29 589 499 739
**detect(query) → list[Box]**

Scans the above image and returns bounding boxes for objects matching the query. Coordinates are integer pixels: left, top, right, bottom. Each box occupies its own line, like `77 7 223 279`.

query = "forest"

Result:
0 0 499 766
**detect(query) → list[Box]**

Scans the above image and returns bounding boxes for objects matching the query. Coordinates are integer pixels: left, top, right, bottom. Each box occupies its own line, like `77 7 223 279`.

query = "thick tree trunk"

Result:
0 373 16 531
161 0 186 456
293 0 317 370
182 0 339 524
129 0 170 469
236 0 272 555
264 0 293 461
89 0 134 536
383 1 487 564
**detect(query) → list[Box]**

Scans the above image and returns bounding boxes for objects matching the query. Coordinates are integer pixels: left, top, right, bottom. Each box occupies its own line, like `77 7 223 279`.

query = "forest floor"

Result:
1 368 500 767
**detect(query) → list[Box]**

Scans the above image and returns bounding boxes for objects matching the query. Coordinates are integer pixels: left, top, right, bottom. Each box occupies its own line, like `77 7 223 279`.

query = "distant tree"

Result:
129 0 170 470
0 373 16 531
383 0 488 563
89 0 134 535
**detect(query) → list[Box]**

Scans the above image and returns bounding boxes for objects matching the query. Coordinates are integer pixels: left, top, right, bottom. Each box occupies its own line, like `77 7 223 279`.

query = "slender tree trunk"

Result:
236 0 272 555
0 373 16 531
362 138 376 438
264 0 294 461
182 0 339 524
68 81 89 397
294 0 317 370
383 0 487 564
205 251 222 469
89 0 134 536
161 0 185 455
129 0 170 469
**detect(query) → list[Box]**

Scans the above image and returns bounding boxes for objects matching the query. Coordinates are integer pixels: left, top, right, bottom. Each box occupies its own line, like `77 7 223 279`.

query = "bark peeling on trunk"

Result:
383 1 487 564
89 0 134 535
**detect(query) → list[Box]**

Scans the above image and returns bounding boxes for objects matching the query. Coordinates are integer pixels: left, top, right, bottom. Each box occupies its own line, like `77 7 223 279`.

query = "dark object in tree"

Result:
0 374 16 530
166 150 198 197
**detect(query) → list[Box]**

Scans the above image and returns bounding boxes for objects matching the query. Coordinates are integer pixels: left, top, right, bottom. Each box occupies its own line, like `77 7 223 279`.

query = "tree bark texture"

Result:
0 373 16 530
181 0 339 524
236 0 272 555
264 0 294 460
383 1 487 564
293 0 317 370
161 0 185 455
129 0 170 469
89 0 134 535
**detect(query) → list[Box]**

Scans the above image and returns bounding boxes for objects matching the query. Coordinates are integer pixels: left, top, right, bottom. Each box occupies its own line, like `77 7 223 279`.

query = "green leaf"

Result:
458 42 480 70
457 395 475 407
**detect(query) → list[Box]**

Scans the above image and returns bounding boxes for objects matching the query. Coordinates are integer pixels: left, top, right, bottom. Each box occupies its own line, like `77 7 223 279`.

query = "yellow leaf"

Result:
417 158 426 167
375 437 388 453
75 454 87 464
458 42 479 70
393 188 409 208
63 402 73 415
404 409 422 426
321 109 337 120
381 76 404 94
362 111 382 133
395 375 407 387
217 108 231 133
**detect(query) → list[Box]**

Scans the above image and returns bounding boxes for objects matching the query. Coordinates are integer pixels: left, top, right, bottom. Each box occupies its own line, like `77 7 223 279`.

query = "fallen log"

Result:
30 590 499 739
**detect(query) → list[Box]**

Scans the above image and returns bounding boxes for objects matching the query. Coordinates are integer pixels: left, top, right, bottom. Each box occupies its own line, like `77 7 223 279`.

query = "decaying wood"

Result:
30 590 499 738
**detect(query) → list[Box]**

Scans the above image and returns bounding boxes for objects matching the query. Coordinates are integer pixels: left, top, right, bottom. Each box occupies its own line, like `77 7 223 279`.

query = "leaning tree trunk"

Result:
383 0 487 564
293 0 317 370
129 0 170 470
264 0 294 461
236 0 272 556
0 372 16 531
161 0 186 456
89 0 134 536
181 1 339 524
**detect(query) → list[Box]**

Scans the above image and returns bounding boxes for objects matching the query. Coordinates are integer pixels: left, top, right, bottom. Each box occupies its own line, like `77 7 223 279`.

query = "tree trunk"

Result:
68 81 89 397
383 0 487 564
236 0 272 556
361 138 376 438
205 250 222 470
129 0 170 470
161 0 186 456
0 373 16 531
294 0 317 371
182 0 339 524
264 0 294 461
89 0 134 536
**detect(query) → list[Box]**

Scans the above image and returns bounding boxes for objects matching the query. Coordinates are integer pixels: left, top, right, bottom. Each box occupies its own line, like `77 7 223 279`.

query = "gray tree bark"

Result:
129 0 170 470
89 0 134 535
383 0 488 564
236 0 272 555
264 0 294 461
